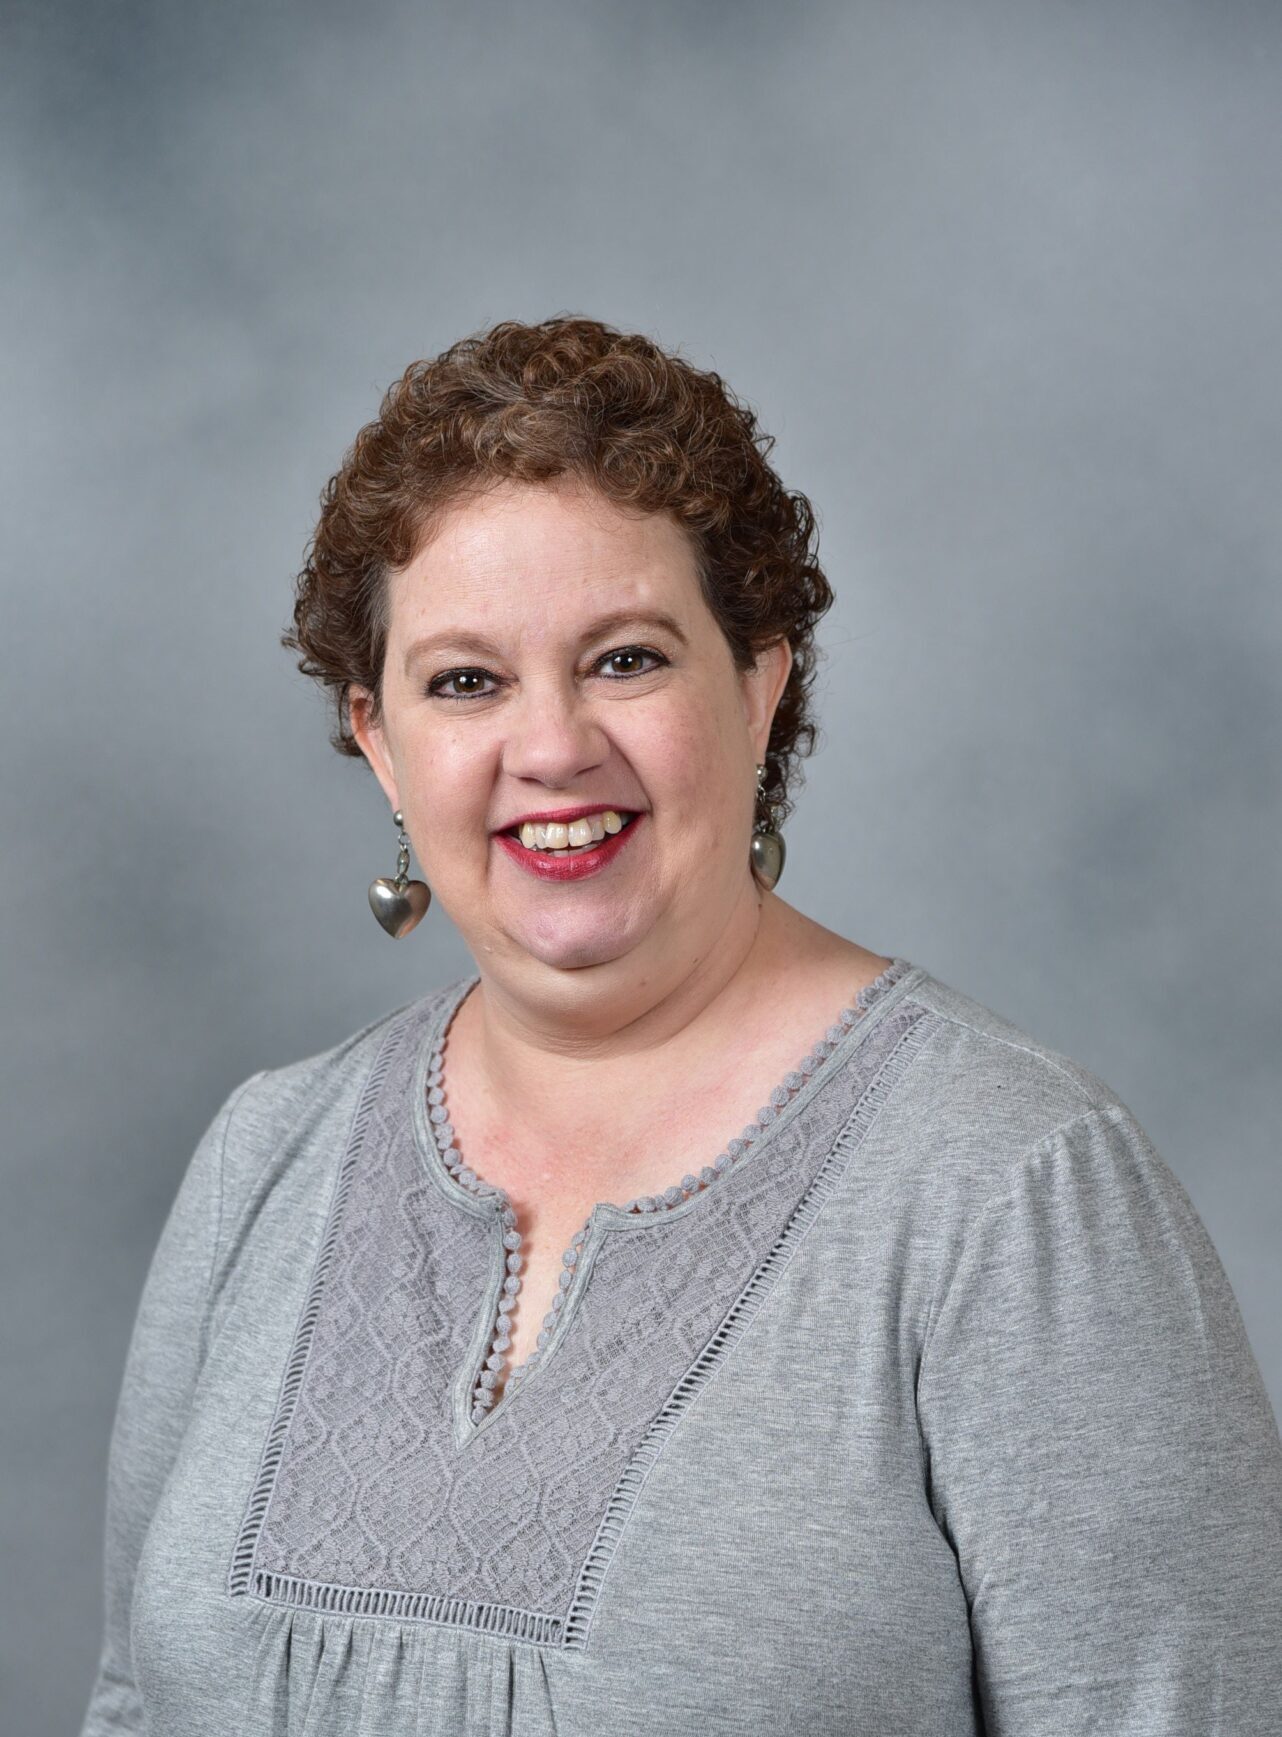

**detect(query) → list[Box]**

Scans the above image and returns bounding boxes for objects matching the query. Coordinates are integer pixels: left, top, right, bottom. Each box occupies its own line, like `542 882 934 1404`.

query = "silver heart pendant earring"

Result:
750 762 786 890
368 809 431 938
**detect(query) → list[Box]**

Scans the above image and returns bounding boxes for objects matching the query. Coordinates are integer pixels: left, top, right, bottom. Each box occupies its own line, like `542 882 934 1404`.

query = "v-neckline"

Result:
411 956 922 1435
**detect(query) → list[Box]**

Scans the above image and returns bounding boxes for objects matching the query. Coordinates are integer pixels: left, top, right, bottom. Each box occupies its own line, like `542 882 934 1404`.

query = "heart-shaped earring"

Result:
749 762 786 891
368 810 431 938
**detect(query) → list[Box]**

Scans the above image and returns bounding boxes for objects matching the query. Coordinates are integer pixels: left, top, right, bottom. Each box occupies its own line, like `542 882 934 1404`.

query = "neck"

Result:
454 883 805 1110
441 896 891 1211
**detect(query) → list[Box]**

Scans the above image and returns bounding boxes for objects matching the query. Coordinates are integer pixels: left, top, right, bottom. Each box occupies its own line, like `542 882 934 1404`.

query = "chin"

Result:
512 909 653 974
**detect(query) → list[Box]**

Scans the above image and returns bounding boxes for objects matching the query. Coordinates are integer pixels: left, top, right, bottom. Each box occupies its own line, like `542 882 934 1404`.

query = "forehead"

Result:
390 478 704 638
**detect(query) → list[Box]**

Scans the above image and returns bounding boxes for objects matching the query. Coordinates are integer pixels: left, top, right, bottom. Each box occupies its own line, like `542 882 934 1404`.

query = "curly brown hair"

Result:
282 315 834 824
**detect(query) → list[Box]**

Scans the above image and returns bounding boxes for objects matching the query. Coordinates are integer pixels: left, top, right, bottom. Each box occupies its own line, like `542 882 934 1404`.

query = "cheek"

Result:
643 698 751 841
401 728 496 873
408 725 491 812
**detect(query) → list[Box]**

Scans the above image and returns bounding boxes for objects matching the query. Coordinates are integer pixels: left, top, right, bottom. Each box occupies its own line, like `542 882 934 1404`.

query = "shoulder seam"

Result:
913 1004 1101 1110
203 1001 427 1276
917 1102 1119 1386
249 997 429 1094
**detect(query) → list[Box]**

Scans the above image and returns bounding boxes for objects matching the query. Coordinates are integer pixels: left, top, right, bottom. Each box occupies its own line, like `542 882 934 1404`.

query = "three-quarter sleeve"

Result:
915 1103 1282 1735
79 1073 262 1736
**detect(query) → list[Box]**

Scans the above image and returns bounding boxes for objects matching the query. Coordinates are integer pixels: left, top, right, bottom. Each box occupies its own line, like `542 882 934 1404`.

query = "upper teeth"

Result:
518 810 628 850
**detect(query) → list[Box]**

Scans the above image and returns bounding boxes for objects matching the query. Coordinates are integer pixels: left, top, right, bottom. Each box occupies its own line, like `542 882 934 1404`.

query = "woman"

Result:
82 317 1282 1735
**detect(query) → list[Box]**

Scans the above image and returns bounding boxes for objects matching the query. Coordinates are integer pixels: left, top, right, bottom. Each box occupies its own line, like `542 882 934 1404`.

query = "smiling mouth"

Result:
501 812 640 856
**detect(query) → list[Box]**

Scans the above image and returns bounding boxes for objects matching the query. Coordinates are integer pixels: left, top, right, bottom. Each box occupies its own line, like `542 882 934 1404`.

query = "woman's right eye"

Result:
427 669 498 702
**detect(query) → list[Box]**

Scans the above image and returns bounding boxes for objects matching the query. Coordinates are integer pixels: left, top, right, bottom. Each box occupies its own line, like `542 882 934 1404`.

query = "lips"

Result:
494 811 645 881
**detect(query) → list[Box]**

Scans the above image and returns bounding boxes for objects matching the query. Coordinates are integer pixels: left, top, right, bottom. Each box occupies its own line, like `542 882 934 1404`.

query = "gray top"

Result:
80 958 1282 1735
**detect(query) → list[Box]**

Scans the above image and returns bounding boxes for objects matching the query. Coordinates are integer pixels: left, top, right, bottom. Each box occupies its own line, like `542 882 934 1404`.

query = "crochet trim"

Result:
561 996 936 1649
423 957 917 1425
246 1570 564 1644
229 964 935 1650
228 1017 413 1599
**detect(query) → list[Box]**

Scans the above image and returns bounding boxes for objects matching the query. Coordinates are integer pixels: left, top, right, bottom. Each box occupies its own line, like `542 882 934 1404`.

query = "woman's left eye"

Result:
596 645 667 679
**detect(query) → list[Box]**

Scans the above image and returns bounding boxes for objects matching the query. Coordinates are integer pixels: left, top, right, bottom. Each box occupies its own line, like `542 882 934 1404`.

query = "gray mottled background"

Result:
3 2 1279 1731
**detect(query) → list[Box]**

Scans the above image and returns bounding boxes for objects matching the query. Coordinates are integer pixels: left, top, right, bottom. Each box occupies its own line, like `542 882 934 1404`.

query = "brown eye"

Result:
427 669 497 701
597 646 666 679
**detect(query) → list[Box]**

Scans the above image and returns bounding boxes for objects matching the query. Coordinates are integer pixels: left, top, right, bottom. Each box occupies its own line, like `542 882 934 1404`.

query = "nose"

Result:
499 678 610 790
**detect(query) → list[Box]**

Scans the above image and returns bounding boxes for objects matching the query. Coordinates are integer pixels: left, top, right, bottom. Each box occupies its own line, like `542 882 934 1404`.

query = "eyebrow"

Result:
402 609 689 673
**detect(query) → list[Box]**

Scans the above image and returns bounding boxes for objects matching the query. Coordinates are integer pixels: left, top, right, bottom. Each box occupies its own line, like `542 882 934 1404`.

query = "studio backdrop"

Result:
3 4 1279 1736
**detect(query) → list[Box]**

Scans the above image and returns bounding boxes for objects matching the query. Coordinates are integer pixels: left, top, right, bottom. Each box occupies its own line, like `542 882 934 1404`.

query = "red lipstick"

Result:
494 813 644 881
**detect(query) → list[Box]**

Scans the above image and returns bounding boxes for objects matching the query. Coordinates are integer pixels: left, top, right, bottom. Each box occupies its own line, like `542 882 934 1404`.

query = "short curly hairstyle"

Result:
283 315 834 825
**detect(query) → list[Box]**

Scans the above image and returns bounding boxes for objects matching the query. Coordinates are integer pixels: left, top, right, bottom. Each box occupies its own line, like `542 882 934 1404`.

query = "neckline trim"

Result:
410 957 924 1423
413 956 921 1211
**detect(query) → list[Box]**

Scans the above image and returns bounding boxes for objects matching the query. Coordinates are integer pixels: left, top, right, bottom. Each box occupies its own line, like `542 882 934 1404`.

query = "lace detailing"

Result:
231 963 934 1644
424 958 916 1422
563 997 939 1650
228 1016 414 1598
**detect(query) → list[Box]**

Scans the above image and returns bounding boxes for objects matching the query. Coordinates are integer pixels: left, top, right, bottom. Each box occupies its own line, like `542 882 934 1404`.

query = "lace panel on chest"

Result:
230 964 934 1646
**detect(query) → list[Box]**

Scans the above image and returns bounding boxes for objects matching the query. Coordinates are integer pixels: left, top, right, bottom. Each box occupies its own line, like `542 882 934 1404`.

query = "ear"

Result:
740 638 794 762
349 685 402 813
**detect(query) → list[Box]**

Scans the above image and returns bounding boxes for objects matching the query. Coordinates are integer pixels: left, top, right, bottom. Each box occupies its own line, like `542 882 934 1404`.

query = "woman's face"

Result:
351 476 791 989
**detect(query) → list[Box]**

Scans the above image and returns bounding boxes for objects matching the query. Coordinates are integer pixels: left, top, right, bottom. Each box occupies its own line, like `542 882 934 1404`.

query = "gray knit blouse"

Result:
80 958 1282 1735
